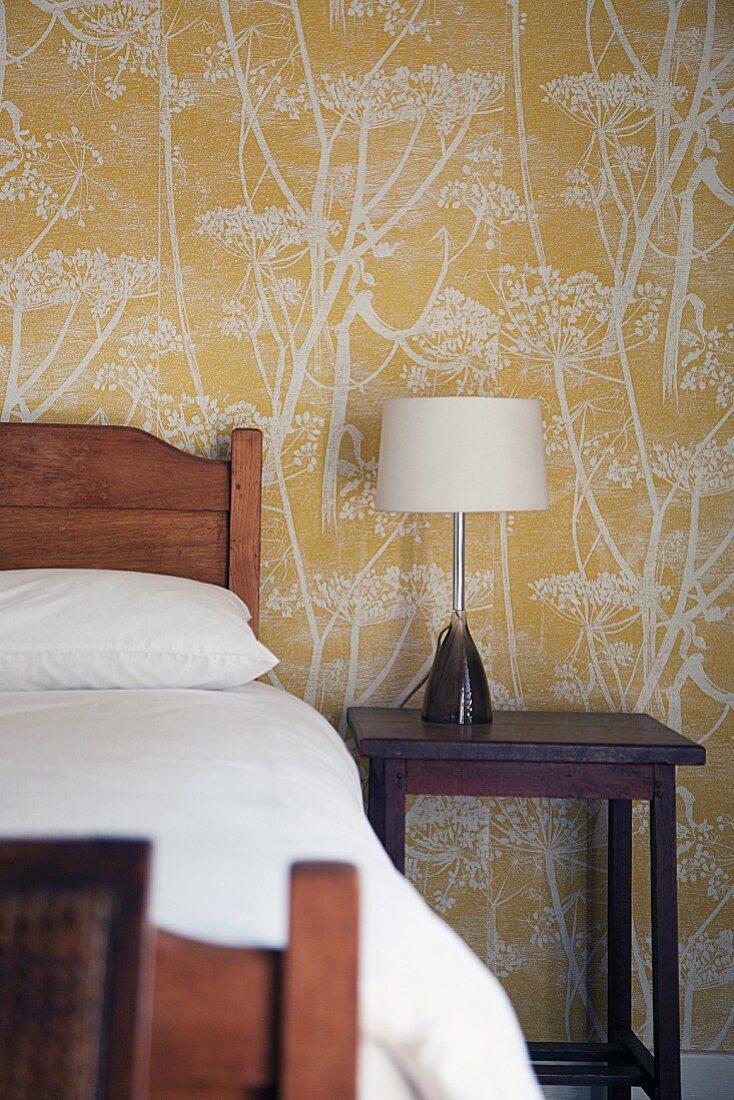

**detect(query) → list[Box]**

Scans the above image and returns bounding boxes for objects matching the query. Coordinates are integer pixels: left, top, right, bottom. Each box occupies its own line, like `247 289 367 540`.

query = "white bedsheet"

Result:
0 683 542 1100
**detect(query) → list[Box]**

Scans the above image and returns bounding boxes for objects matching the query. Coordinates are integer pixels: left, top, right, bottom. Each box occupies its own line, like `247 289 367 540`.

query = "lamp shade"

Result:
375 397 548 513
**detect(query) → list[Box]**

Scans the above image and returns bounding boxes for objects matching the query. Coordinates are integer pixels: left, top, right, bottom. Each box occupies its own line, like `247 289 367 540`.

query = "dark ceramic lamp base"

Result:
421 610 492 724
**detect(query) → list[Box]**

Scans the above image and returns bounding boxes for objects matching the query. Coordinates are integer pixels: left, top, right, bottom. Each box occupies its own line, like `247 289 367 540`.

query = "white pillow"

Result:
0 569 278 691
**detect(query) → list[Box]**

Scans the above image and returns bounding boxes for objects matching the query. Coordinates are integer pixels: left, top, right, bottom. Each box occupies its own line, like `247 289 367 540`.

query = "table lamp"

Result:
375 397 548 724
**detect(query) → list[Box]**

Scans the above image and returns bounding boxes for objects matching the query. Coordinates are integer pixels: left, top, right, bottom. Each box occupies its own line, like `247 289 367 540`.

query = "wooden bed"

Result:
0 423 359 1100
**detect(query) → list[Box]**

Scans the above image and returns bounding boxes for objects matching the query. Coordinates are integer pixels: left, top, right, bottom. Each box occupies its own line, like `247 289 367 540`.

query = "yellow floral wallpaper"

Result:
1 0 732 1051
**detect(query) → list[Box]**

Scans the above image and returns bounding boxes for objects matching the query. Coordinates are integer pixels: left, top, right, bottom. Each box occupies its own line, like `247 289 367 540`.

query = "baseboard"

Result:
541 1051 734 1100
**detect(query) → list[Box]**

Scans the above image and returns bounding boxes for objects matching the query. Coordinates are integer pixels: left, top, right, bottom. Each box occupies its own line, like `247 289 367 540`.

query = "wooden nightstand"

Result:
346 706 705 1100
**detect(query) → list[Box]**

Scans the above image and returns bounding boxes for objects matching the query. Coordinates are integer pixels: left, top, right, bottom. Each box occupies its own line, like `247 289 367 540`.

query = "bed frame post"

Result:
229 428 262 634
281 862 359 1100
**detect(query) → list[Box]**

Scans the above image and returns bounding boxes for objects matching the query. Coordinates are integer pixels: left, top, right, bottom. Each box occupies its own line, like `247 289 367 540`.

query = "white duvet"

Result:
0 683 542 1100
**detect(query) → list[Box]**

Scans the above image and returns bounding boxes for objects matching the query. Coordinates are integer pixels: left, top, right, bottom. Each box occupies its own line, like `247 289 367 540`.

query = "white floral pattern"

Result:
1 0 731 1050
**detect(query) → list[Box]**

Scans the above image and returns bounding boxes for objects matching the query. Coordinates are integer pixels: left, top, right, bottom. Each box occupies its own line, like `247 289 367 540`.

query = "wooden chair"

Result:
0 842 359 1100
150 861 359 1100
0 838 152 1100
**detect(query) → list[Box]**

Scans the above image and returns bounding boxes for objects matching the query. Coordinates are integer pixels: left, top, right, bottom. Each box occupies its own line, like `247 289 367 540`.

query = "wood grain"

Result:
650 765 682 1099
229 428 262 634
0 424 230 511
527 1040 652 1091
149 864 359 1100
608 800 633 1100
149 936 278 1090
281 863 359 1100
151 1090 269 1099
406 759 655 800
348 707 706 766
0 839 152 1100
0 507 228 585
367 759 406 873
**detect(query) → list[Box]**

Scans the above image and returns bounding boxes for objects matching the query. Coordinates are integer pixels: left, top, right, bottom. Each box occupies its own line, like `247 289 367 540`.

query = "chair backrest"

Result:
0 843 359 1100
150 861 360 1100
0 838 152 1100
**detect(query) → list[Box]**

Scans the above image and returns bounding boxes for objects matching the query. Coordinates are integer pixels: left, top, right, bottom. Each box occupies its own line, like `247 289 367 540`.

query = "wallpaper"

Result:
1 0 732 1050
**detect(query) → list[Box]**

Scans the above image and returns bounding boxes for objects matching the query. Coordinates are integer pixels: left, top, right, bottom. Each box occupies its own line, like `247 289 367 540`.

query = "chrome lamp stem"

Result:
453 512 465 612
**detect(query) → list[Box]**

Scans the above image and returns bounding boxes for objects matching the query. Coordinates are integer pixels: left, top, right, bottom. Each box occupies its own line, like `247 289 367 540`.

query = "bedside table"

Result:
346 707 705 1100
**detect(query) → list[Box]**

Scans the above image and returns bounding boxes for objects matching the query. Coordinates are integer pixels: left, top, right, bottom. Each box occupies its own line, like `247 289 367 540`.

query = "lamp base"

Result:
421 610 492 724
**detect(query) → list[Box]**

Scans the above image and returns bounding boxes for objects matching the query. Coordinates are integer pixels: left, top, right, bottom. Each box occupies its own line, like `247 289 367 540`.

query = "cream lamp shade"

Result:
375 397 549 513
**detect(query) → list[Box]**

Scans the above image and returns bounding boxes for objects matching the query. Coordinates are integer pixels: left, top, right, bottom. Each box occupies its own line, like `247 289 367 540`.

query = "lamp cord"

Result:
397 668 430 709
398 624 449 708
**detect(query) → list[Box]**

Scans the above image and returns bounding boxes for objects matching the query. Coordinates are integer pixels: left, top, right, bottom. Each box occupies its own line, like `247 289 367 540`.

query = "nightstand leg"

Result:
651 766 681 1100
367 759 406 872
367 759 386 845
607 799 632 1100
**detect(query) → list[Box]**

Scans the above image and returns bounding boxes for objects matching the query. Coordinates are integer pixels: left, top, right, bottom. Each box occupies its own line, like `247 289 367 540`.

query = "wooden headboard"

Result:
0 424 262 633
